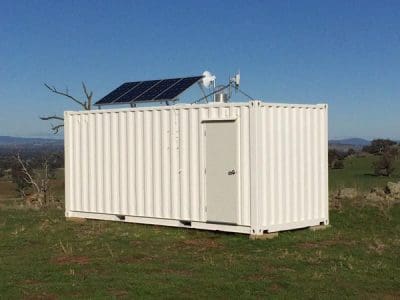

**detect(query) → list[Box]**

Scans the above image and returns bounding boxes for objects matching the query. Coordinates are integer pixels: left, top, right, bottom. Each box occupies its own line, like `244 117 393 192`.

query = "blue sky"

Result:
0 0 399 139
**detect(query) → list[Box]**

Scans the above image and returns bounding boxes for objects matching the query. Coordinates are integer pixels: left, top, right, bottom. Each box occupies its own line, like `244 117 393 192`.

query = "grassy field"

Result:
0 203 399 298
329 154 400 192
0 157 400 298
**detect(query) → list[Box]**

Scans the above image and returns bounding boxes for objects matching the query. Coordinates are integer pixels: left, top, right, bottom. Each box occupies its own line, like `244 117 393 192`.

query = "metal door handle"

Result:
228 169 236 175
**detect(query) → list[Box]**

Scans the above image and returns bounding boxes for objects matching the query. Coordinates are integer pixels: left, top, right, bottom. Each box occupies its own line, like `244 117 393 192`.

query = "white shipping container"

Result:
64 100 328 237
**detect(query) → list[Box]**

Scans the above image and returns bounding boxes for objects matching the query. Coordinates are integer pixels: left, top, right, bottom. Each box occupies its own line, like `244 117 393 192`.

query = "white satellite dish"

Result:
230 71 240 87
202 71 216 88
235 71 240 87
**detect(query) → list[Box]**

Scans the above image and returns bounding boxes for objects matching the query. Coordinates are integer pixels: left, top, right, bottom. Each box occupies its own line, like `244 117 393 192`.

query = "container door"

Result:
205 120 238 224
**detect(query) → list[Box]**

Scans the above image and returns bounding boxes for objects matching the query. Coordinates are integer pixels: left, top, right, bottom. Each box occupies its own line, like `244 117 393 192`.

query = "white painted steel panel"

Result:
64 100 328 235
65 102 252 227
259 102 329 233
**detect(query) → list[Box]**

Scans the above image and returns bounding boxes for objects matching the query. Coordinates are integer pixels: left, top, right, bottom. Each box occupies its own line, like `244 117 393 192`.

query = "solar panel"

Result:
134 78 181 101
155 76 203 100
95 75 203 105
96 82 140 105
114 80 160 103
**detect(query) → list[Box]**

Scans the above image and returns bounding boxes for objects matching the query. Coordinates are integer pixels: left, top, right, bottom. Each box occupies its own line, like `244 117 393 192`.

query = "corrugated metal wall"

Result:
65 101 329 234
65 103 252 226
259 103 329 230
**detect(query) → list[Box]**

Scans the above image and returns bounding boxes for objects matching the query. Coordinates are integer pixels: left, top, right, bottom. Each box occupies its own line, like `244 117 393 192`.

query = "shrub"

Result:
363 139 397 155
328 149 346 169
373 152 395 176
347 148 356 156
331 159 344 169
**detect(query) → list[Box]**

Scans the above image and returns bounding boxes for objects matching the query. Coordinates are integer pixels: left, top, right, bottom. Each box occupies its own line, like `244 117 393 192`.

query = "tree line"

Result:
329 139 399 176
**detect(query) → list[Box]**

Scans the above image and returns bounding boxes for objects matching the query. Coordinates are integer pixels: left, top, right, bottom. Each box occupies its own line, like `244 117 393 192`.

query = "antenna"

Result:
202 71 216 89
230 70 240 89
235 71 240 87
192 70 253 104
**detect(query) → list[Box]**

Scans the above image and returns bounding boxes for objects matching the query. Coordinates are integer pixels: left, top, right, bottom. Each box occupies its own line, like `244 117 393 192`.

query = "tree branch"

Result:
39 115 64 121
82 82 93 110
50 124 64 134
42 82 93 134
16 154 40 194
44 83 86 109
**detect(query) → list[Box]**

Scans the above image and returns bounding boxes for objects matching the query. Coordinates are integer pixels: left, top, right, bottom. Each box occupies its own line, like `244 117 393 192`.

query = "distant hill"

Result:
329 138 370 146
329 138 370 151
0 136 63 146
0 135 374 150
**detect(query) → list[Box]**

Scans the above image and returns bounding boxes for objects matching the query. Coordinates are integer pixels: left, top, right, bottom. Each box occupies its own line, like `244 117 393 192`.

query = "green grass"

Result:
0 203 399 298
1 157 400 298
329 155 400 192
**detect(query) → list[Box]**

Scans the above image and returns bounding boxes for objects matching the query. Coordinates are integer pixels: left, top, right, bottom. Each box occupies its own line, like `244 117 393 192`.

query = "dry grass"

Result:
0 180 17 199
180 238 223 251
52 255 91 265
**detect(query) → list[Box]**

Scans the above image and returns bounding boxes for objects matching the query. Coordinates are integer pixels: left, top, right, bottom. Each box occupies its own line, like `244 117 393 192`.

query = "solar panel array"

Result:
95 76 203 106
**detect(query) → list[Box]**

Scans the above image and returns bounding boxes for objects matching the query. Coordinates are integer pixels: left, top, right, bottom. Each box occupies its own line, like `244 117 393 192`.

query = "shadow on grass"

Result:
363 173 379 177
363 173 400 180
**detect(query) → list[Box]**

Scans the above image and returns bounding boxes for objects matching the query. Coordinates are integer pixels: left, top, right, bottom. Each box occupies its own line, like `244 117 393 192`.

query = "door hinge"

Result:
204 130 206 136
204 168 206 174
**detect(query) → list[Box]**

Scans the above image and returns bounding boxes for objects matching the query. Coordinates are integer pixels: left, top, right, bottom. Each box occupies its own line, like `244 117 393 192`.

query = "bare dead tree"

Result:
15 154 52 207
40 158 50 204
16 154 40 195
40 82 93 134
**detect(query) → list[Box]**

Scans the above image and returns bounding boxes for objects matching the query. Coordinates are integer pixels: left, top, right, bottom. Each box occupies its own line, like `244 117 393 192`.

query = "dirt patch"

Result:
160 269 193 277
261 265 279 273
246 273 271 280
280 266 296 272
66 217 87 224
180 238 223 251
297 239 356 249
269 283 282 292
244 265 281 281
129 240 142 246
367 292 400 300
21 279 42 286
23 293 58 300
117 254 155 264
52 255 90 265
108 289 129 298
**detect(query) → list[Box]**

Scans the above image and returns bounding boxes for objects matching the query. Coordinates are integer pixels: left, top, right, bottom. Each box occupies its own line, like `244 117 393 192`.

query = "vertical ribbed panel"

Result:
65 103 252 226
260 103 328 229
65 102 327 231
239 106 251 226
